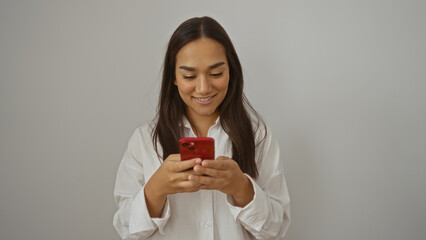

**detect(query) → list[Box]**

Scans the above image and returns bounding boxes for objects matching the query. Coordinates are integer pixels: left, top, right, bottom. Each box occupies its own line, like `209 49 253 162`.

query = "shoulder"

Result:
127 122 156 153
251 117 273 146
252 119 280 162
132 122 154 138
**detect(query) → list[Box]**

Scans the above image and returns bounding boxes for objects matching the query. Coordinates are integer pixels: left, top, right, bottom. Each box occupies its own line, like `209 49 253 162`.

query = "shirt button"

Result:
204 223 210 228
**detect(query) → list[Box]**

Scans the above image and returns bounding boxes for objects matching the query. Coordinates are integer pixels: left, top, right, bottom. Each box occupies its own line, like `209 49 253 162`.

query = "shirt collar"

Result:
181 116 221 129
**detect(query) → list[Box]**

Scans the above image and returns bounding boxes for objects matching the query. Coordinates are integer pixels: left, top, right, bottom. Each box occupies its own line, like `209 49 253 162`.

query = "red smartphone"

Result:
179 137 215 161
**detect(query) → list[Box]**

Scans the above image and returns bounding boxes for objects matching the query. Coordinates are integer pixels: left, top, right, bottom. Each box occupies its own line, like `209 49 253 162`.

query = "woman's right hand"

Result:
144 154 202 217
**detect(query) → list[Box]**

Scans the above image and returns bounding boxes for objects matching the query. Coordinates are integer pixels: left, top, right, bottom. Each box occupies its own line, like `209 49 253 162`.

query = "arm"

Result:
113 127 203 239
231 131 291 239
143 154 202 218
113 128 169 239
188 130 290 239
144 180 167 218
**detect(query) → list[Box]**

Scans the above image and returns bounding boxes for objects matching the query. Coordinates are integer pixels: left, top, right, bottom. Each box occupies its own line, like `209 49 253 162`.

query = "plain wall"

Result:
1 0 425 239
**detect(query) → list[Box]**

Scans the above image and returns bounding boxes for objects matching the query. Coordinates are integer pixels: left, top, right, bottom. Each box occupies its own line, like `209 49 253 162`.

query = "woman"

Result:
113 16 290 239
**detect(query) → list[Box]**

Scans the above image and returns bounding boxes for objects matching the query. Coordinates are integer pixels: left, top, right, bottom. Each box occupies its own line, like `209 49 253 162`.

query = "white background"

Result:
1 0 425 239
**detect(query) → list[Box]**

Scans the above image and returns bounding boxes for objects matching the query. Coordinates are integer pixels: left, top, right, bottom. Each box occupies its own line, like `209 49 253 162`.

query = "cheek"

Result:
216 76 230 92
176 80 195 96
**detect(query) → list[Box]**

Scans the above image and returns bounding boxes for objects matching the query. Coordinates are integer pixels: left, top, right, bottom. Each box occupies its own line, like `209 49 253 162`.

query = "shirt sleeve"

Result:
226 128 291 239
113 127 170 239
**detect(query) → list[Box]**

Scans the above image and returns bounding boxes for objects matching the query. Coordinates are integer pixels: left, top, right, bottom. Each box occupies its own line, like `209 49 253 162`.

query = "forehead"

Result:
176 38 227 68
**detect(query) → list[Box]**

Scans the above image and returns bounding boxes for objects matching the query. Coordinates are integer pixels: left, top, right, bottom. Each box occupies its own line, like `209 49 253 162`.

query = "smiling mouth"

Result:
192 94 216 103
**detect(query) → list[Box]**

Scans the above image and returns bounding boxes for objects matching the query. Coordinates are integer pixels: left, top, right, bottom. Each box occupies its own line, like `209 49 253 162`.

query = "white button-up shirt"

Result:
113 118 290 239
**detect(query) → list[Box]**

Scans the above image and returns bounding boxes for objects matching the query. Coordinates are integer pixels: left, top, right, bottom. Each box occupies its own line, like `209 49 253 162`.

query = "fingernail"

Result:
194 165 201 172
195 158 201 164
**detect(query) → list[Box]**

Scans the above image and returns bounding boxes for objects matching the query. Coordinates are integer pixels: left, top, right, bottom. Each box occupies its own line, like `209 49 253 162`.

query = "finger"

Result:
177 181 201 192
188 175 218 186
179 157 202 165
175 170 203 182
201 158 230 170
187 168 204 176
173 158 201 172
193 165 223 177
191 158 202 165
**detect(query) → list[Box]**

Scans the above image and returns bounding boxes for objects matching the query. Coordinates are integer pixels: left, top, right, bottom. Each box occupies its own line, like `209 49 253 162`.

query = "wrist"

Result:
232 175 254 207
144 180 167 218
145 179 167 202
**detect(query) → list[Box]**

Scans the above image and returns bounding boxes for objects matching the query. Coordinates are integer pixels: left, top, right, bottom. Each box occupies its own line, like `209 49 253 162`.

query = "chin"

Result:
191 107 218 117
198 110 217 116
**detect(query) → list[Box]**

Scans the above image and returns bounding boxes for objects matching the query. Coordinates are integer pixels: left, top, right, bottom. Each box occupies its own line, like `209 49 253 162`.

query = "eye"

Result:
183 76 196 79
210 72 223 77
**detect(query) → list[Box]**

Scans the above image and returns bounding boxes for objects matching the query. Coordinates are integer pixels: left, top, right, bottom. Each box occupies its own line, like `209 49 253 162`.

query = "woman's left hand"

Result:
188 156 255 207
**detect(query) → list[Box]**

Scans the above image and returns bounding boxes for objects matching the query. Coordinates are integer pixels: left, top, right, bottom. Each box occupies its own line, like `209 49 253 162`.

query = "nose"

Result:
196 74 212 95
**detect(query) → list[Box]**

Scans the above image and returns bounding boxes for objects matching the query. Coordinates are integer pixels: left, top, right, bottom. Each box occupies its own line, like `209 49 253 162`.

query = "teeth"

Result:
196 96 213 101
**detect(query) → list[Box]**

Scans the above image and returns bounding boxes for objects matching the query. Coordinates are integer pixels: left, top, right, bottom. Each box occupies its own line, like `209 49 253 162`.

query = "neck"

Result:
187 111 219 137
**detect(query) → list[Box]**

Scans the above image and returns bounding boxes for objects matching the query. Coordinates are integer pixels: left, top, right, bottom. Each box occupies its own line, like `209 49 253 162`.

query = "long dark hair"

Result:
152 16 265 178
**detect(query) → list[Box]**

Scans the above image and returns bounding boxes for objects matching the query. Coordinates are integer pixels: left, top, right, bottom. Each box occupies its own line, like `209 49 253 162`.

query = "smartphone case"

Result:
179 137 215 160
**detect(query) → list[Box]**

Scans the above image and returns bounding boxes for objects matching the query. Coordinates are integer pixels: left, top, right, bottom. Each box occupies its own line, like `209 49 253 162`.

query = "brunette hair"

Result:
152 16 265 178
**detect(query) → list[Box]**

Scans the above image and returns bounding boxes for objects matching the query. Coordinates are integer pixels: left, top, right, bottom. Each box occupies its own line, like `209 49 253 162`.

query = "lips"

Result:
193 94 216 104
195 96 214 101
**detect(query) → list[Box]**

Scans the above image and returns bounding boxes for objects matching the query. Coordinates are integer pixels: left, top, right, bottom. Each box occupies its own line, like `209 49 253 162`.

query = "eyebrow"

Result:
179 62 225 71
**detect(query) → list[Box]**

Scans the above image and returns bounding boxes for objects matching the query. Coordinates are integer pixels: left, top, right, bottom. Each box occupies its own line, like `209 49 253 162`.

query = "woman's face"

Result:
175 37 230 121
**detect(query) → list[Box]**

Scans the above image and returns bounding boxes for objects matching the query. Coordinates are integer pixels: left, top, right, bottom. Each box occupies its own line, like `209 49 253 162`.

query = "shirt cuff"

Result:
129 186 170 235
152 198 170 235
226 174 268 232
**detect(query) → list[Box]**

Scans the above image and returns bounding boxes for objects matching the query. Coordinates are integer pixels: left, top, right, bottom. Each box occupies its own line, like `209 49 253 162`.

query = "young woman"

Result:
113 17 290 239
